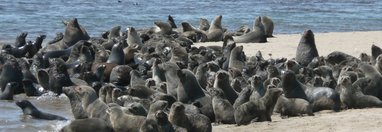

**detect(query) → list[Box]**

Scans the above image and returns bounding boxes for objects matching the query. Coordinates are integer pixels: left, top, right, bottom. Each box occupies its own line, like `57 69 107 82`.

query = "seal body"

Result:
15 100 67 120
295 30 319 67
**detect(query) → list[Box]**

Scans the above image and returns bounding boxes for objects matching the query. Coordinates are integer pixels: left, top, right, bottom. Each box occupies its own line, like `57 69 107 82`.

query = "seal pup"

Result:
233 16 267 43
260 16 274 37
0 82 16 100
60 118 113 132
209 88 235 124
295 29 319 67
168 102 212 132
106 105 146 132
338 76 382 108
234 88 283 125
15 100 67 120
206 15 224 42
274 95 314 118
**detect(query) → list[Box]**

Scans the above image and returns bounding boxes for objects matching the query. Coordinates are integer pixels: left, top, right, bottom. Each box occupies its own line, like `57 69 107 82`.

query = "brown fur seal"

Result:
358 62 382 100
295 29 319 66
233 16 267 43
109 65 133 86
0 82 16 100
177 69 214 120
338 76 382 108
154 21 173 35
371 44 382 64
63 85 110 123
275 95 314 118
106 105 146 132
282 70 341 112
199 18 210 31
106 43 125 65
14 32 28 47
206 15 224 42
234 88 283 125
209 88 235 124
228 45 246 71
15 100 67 120
375 54 382 75
213 70 238 104
168 102 212 132
260 16 274 37
62 86 88 119
60 118 113 132
127 27 143 47
0 59 23 94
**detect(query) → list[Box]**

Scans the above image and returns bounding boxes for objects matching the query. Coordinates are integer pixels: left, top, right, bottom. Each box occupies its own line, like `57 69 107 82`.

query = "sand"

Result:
194 31 382 132
195 31 382 59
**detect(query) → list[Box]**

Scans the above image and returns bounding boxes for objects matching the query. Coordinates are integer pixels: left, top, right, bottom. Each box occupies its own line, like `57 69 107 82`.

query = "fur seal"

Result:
106 105 146 132
228 45 246 70
168 102 212 132
14 32 28 47
106 43 125 65
0 59 23 94
375 54 382 75
63 86 110 123
206 15 224 42
127 27 143 47
15 100 67 120
371 44 382 64
358 63 382 100
60 118 113 132
337 76 382 108
295 29 319 67
249 75 266 100
234 88 283 125
109 65 132 86
209 88 235 124
260 16 274 37
21 79 41 97
282 70 341 112
199 18 210 31
62 86 88 119
275 95 314 118
213 70 238 104
233 16 267 43
0 82 16 100
154 21 173 35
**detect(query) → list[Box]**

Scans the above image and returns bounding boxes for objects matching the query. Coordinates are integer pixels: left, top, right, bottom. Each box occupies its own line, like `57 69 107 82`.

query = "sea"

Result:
0 0 382 131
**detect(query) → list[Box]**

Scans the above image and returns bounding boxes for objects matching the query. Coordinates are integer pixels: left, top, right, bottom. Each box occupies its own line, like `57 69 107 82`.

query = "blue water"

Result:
1 0 382 42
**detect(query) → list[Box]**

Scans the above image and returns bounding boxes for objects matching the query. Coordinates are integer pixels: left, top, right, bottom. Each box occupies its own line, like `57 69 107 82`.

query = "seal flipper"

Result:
37 70 50 92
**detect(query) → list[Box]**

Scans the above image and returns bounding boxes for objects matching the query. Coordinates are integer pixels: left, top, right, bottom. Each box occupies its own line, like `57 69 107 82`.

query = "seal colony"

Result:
0 15 382 131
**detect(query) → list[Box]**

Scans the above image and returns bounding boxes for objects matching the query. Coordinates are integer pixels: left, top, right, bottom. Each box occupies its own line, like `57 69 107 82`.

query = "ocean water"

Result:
0 0 382 131
1 0 382 42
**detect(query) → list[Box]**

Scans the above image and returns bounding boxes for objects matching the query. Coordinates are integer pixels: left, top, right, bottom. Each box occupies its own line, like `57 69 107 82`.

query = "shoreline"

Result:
195 31 382 59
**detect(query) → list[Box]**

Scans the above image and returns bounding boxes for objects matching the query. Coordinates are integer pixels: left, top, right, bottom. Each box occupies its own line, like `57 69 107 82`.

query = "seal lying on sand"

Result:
15 100 67 120
233 16 267 43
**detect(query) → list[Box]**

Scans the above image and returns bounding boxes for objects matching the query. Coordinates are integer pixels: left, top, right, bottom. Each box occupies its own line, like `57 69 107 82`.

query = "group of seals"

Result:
1 15 381 131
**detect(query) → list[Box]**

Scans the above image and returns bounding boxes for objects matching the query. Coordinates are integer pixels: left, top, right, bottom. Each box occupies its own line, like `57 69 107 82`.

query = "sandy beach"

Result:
194 31 382 132
195 31 382 59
